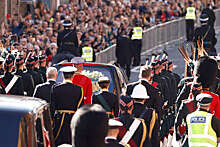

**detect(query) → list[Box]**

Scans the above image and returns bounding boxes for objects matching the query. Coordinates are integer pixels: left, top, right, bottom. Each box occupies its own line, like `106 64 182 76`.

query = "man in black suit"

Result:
92 76 119 118
33 67 57 103
105 119 124 147
51 66 84 146
116 29 132 80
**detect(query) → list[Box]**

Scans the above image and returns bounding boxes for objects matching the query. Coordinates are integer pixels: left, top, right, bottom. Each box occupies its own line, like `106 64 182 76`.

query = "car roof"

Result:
55 62 117 69
0 94 48 114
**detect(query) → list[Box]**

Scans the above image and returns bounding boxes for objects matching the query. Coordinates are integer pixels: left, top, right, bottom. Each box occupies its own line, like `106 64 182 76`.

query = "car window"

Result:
83 65 115 94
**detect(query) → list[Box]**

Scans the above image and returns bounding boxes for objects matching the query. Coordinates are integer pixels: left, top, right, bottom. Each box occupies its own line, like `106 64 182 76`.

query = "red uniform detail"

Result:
202 90 220 120
152 82 158 88
72 74 92 104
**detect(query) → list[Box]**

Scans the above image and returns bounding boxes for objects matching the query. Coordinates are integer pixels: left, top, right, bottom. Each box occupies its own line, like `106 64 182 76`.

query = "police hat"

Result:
60 66 77 73
71 57 85 64
194 56 218 88
196 93 212 106
120 96 133 111
131 84 149 99
108 119 123 128
62 20 72 27
0 57 4 63
98 76 110 83
200 13 209 22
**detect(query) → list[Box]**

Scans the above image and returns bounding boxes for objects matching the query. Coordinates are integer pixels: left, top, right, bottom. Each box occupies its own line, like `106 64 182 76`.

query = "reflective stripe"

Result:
185 7 196 20
186 111 217 147
56 110 76 114
131 27 143 40
190 142 216 147
82 46 93 62
5 75 19 94
120 118 141 144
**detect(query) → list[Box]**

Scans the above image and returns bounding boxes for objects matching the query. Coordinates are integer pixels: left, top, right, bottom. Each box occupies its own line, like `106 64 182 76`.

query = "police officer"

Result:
185 1 196 42
81 45 95 62
51 66 84 146
116 29 132 80
201 4 216 28
92 76 119 118
105 119 124 147
194 13 217 56
15 56 35 96
131 84 160 147
71 57 92 105
52 19 80 65
186 93 220 147
117 96 147 147
129 22 143 66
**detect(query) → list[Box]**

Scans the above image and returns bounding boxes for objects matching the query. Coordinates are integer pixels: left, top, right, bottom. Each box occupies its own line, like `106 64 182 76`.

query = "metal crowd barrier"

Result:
96 8 220 63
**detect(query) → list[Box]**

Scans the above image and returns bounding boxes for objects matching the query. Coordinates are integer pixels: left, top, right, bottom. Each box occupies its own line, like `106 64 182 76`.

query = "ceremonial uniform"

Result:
132 103 160 146
72 74 92 105
51 66 84 146
27 68 44 88
116 33 132 79
16 69 35 96
194 14 217 56
33 80 56 103
0 71 24 95
39 67 47 83
92 91 119 117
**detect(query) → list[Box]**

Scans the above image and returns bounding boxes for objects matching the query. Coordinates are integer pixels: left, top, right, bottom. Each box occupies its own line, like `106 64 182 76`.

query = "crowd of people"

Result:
0 0 220 147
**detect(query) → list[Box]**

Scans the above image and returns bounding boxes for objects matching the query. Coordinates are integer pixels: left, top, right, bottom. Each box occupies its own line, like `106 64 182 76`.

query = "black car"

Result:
0 95 55 147
55 62 128 99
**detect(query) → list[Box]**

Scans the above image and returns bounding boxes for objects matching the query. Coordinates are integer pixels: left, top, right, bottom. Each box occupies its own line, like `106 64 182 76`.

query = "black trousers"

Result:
185 19 194 41
131 40 142 66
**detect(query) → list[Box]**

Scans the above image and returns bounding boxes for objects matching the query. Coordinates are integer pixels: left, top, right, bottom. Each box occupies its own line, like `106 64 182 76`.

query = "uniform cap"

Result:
108 119 123 127
196 93 213 106
0 57 4 62
62 20 72 27
71 57 85 64
131 84 149 99
60 66 77 72
98 76 110 83
200 13 209 22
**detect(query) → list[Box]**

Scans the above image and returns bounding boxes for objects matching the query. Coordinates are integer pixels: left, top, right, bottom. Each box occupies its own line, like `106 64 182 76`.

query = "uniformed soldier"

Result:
33 56 45 83
92 76 119 118
39 55 47 82
0 57 4 76
185 1 196 42
15 56 35 96
105 119 125 147
131 84 160 147
117 96 147 147
51 66 84 146
0 55 24 95
194 13 217 56
129 22 143 66
71 57 92 104
116 29 132 80
52 20 80 65
26 56 44 88
186 93 220 147
71 104 108 147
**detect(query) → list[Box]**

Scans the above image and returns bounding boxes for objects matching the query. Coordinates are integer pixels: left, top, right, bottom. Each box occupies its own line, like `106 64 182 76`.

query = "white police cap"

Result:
98 76 110 82
196 93 213 106
108 119 123 127
131 84 150 99
60 66 77 72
